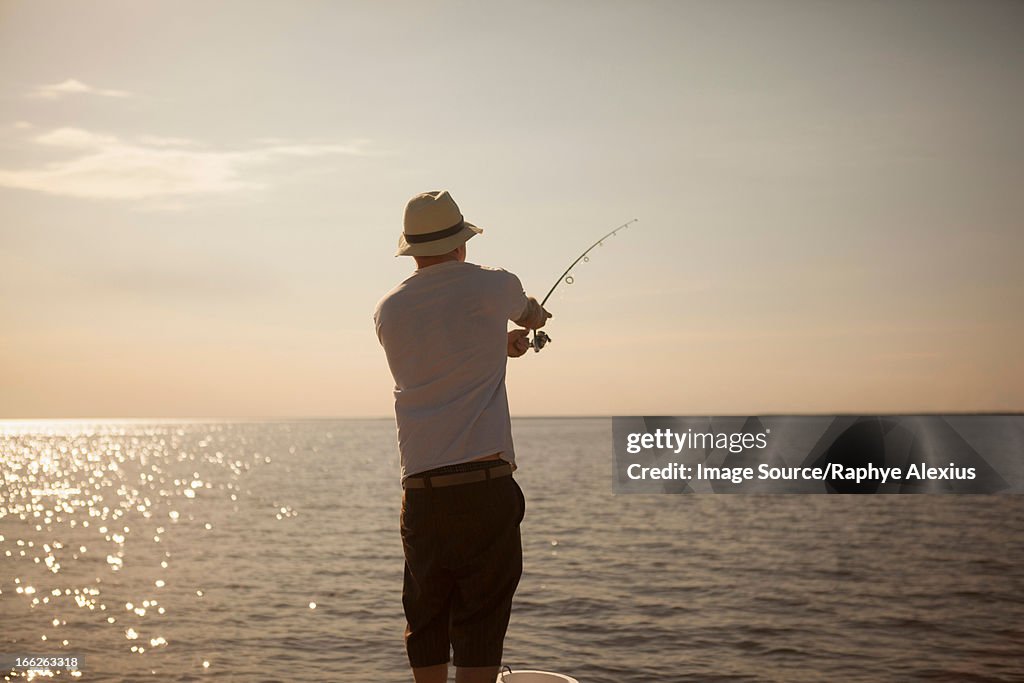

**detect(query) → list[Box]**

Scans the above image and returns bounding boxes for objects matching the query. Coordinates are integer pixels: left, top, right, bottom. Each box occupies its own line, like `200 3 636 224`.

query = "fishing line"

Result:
530 218 639 352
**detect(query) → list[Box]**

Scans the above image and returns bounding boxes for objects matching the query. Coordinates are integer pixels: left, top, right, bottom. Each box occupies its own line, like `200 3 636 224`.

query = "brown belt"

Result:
403 462 514 489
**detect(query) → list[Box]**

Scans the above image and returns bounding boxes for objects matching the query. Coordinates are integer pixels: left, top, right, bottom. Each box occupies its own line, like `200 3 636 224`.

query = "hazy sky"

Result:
1 0 1022 418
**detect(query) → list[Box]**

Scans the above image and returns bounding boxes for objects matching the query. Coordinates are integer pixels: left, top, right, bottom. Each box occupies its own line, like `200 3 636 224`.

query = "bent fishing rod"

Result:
530 218 639 352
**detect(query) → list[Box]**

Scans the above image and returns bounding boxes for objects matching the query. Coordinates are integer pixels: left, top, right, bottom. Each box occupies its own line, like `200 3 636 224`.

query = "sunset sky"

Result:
1 0 1022 418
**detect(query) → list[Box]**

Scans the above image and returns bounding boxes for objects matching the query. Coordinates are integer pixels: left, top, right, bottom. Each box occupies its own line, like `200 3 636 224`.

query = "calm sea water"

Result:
1 419 1022 682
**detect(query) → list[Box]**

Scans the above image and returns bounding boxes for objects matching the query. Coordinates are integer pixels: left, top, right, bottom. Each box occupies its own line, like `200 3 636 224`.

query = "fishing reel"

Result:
531 330 551 352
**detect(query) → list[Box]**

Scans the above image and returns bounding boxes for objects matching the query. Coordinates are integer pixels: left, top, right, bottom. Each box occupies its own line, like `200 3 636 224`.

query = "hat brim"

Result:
396 222 482 257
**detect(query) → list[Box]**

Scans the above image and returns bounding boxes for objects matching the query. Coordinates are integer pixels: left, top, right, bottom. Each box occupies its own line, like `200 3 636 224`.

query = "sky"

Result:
1 0 1022 418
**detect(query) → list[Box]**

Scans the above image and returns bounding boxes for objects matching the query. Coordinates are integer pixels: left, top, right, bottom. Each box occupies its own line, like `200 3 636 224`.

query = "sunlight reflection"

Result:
1 420 279 679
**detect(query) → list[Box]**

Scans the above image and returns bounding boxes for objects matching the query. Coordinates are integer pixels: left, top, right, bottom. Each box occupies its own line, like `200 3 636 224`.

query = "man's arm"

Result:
513 296 552 330
507 329 530 358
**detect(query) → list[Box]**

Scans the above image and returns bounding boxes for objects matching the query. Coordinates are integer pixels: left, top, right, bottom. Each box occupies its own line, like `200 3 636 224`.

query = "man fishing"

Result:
374 190 551 683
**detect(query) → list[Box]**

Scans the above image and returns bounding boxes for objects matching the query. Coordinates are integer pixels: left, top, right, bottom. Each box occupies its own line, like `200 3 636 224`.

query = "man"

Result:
373 190 551 683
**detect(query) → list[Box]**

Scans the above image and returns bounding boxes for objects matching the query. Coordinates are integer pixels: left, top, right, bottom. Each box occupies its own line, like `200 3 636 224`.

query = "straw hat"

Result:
397 190 483 257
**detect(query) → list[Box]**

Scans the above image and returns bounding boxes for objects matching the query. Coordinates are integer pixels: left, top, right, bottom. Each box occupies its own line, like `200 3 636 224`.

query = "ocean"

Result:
1 419 1021 682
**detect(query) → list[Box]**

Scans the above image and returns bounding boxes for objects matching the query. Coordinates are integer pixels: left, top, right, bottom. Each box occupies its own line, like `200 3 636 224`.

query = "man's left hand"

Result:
507 329 530 358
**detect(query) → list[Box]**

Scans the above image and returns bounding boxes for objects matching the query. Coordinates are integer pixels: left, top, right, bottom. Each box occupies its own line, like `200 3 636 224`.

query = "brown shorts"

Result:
400 462 525 668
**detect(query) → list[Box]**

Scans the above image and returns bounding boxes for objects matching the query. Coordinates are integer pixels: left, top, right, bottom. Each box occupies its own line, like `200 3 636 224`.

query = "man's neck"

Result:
413 254 461 270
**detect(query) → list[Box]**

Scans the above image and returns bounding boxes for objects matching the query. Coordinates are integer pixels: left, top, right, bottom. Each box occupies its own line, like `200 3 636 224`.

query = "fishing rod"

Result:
531 218 639 352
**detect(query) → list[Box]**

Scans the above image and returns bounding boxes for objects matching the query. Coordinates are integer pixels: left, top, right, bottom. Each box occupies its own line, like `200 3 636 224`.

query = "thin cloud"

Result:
34 128 120 149
28 78 131 100
0 127 372 201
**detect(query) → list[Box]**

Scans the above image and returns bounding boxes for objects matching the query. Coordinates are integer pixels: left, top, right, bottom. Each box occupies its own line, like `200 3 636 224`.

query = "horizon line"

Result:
2 411 1021 423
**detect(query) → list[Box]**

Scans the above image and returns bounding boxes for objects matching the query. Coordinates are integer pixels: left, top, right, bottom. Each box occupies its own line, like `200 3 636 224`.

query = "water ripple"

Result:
1 419 1022 681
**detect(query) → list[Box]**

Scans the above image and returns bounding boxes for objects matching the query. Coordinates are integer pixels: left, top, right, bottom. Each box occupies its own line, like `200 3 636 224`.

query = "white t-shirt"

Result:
374 261 529 482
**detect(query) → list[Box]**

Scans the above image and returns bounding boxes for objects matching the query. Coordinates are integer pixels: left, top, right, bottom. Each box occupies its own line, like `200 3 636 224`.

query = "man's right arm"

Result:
513 296 552 330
